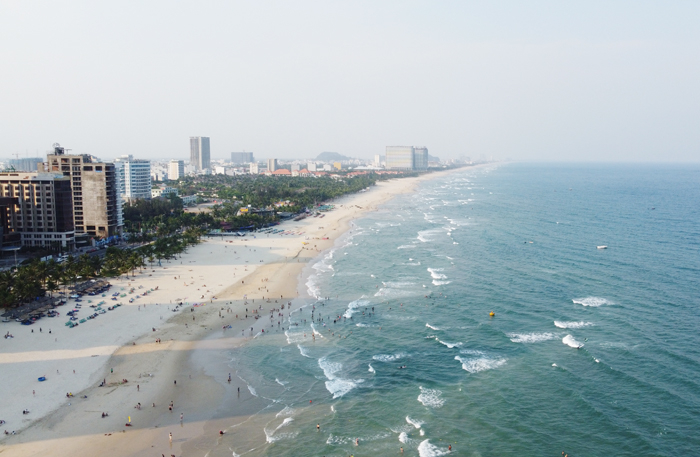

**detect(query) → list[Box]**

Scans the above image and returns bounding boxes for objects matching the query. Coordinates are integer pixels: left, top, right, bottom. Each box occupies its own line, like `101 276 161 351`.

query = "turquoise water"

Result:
226 163 700 456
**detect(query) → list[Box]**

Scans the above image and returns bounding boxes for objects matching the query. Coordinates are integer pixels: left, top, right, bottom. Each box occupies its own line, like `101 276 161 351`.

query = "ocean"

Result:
222 163 700 456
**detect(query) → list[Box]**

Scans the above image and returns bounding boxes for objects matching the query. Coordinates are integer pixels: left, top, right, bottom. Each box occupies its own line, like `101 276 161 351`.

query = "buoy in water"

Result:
489 312 495 317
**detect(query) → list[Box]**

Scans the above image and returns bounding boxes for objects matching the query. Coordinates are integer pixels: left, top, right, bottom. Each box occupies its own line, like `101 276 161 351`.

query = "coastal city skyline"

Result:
1 3 699 457
2 2 698 163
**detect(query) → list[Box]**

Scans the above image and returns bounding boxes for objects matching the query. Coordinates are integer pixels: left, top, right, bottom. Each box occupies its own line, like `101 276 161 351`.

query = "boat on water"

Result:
597 245 608 249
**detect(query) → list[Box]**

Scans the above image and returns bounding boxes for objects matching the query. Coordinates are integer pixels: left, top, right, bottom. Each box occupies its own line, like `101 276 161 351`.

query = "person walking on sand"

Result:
169 432 172 443
180 413 183 422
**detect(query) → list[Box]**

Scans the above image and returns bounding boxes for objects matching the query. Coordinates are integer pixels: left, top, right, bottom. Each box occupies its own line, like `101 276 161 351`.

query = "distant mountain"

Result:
429 154 441 163
316 151 352 162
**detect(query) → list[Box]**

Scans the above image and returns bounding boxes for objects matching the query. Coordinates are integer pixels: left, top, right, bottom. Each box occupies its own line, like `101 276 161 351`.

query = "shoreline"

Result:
0 165 485 456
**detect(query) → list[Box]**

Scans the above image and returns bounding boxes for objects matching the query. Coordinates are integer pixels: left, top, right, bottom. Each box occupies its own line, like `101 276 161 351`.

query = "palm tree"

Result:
0 269 16 308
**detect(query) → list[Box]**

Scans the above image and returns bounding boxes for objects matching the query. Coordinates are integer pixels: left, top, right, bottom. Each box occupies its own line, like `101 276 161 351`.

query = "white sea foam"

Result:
368 364 375 373
554 321 593 329
455 355 507 373
406 416 424 429
318 357 363 398
343 298 370 318
373 353 407 362
383 281 417 288
573 297 611 307
426 323 440 331
399 432 415 446
563 334 584 348
276 406 294 418
437 339 462 349
355 323 376 327
418 386 445 408
398 245 416 249
507 332 557 343
417 439 448 457
319 357 342 379
285 330 305 344
327 432 390 445
310 323 324 338
297 345 311 358
374 287 416 298
325 379 362 398
305 277 321 299
417 228 443 242
427 268 447 280
275 378 288 386
247 385 258 396
264 417 297 443
432 280 451 286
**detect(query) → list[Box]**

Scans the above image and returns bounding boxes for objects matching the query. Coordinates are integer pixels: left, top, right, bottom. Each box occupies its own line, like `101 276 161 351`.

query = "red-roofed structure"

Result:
272 169 292 176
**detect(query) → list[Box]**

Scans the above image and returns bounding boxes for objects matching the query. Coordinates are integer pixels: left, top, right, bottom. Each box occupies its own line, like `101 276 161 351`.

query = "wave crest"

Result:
573 297 611 307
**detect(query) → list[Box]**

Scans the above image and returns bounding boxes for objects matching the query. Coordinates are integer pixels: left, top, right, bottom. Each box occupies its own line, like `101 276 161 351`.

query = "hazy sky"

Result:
1 1 699 162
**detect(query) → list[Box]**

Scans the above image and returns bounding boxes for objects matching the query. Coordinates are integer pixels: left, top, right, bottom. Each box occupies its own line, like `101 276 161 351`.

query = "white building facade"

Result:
168 160 184 180
114 155 152 202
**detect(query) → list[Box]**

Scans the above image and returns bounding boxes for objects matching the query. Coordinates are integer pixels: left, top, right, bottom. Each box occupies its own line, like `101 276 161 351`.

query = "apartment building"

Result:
0 171 75 249
46 146 121 238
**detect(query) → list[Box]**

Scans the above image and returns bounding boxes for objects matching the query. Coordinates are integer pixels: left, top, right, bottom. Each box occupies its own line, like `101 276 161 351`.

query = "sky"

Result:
1 1 699 162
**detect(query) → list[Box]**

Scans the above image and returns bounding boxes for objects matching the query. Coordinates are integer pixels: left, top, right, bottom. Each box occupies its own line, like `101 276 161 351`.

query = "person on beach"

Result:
169 432 172 443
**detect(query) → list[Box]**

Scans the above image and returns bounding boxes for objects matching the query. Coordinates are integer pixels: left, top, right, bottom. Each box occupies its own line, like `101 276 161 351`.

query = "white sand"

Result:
0 167 477 455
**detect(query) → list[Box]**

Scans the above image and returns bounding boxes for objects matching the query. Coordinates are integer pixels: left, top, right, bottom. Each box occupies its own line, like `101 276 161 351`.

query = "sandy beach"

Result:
0 167 474 456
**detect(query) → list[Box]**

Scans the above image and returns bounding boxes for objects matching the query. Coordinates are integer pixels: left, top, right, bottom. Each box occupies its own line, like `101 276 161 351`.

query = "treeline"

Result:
0 229 204 309
170 173 389 210
129 173 406 235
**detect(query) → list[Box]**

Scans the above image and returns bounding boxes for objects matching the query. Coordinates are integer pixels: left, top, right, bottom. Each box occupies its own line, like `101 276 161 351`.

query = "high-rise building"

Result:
0 171 75 249
190 137 211 171
385 146 415 170
267 158 278 172
385 146 430 170
114 155 152 202
249 163 259 174
46 145 121 238
308 162 317 172
168 160 185 180
414 147 429 170
231 152 254 164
